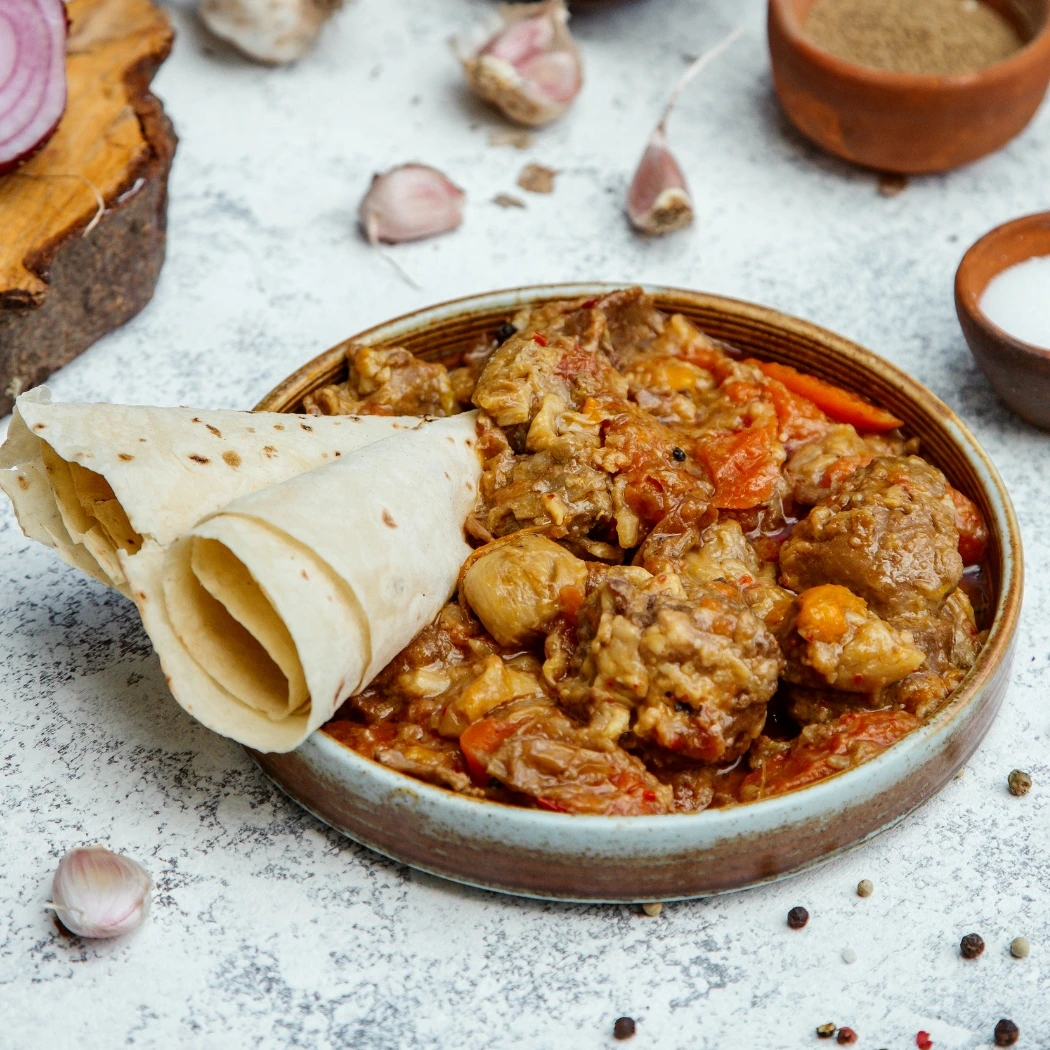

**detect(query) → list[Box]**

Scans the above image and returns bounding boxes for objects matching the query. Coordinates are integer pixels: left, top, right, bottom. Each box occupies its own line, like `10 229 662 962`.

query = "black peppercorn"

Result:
613 1016 636 1041
672 446 686 462
994 1019 1019 1047
787 906 809 929
960 933 985 959
494 322 517 344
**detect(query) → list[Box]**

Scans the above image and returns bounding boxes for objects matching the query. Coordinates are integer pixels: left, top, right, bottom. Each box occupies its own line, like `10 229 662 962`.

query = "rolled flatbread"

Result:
0 387 425 594
123 412 482 752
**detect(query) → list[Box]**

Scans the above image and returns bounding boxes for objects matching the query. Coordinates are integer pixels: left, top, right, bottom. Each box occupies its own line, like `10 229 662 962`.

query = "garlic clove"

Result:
199 0 344 66
454 0 582 127
627 129 693 235
358 164 465 245
625 27 745 237
48 845 152 939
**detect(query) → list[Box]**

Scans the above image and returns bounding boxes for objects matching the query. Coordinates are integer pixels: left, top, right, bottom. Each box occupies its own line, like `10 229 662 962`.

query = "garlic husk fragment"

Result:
48 846 152 939
199 0 344 65
627 128 693 235
454 0 582 127
626 27 745 236
359 164 465 245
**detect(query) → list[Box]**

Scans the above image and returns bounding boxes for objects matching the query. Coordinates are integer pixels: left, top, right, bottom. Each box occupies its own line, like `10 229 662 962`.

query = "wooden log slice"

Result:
0 0 177 417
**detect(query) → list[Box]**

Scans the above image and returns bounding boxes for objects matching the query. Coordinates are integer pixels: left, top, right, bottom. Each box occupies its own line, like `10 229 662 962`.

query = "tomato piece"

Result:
754 361 903 432
741 710 919 800
694 422 783 510
764 377 829 448
948 486 989 566
459 718 524 786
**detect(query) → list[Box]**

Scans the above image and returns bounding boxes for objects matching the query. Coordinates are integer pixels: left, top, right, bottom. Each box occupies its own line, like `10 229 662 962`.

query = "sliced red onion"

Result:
0 0 67 175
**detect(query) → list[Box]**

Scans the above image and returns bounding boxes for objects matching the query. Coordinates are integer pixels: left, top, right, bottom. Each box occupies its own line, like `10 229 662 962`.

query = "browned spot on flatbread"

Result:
246 427 255 434
137 591 147 602
16 475 28 490
301 570 309 580
274 424 285 431
300 423 313 432
263 446 277 458
334 451 342 457
206 424 222 438
139 437 147 443
33 423 45 430
444 472 450 480
191 417 201 423
223 450 242 469
189 454 210 465
118 453 133 462
382 510 397 528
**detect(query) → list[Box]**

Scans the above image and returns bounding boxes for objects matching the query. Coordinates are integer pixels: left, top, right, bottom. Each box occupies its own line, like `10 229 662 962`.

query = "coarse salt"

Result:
979 255 1050 350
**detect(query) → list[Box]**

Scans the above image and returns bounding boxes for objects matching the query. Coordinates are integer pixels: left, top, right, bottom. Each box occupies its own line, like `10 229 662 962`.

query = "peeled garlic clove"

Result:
359 164 465 245
48 845 152 939
454 0 582 127
199 0 344 65
627 128 693 236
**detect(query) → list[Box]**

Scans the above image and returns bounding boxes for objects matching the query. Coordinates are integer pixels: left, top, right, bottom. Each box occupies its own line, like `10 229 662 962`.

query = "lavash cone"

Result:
123 412 482 752
0 387 425 595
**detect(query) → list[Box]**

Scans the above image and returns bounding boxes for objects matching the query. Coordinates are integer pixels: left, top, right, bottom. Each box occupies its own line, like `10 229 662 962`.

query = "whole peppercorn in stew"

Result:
312 289 990 815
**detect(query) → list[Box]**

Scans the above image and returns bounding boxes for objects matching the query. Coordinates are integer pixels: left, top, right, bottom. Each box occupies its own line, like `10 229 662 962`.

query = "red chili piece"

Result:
533 333 548 347
916 1032 933 1050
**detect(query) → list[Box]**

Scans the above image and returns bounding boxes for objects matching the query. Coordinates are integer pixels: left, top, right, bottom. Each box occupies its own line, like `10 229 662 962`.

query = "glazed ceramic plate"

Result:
248 285 1023 902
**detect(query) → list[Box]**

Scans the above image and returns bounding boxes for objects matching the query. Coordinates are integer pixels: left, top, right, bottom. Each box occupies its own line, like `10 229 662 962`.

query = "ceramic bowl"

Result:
249 284 1022 902
768 0 1050 174
956 210 1050 429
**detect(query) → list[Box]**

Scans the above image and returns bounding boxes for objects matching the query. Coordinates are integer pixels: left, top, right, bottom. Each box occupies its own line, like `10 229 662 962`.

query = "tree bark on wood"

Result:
0 0 177 417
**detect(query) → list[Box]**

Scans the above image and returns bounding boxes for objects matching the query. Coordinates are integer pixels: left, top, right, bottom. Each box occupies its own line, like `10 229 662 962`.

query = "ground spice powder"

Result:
804 0 1025 75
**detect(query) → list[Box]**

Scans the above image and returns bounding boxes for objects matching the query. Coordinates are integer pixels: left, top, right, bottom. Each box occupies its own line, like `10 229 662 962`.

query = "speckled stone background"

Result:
2 0 1049 1046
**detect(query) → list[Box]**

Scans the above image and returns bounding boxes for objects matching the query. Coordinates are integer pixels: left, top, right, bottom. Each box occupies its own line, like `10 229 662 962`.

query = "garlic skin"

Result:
359 164 465 245
627 128 693 235
48 846 152 939
454 0 582 127
199 0 344 65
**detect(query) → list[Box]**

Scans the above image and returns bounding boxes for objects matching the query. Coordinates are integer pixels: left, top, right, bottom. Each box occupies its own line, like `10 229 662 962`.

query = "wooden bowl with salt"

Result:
768 0 1050 174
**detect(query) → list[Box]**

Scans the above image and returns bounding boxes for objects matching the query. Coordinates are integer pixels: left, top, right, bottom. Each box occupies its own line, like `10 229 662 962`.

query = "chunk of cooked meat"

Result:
779 456 963 619
474 399 714 546
472 318 627 428
784 424 908 506
459 698 674 814
550 568 783 763
780 584 927 694
304 344 457 417
461 534 588 648
739 709 920 801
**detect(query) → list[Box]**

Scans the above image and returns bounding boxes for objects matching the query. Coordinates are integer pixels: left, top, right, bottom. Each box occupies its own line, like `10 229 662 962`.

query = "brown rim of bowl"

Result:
771 0 1050 90
254 283 1023 815
956 210 1050 362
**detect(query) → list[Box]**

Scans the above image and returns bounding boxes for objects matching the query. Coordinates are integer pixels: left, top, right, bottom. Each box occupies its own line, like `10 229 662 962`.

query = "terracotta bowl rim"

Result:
955 209 1050 363
769 0 1050 91
254 283 1024 833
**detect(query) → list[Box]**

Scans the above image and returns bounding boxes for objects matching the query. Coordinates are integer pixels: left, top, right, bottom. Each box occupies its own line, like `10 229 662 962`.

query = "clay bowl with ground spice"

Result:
956 210 1050 429
247 284 1022 902
768 0 1050 173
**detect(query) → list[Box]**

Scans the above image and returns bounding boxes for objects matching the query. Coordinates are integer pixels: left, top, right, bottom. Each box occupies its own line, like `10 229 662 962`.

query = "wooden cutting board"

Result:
0 0 176 417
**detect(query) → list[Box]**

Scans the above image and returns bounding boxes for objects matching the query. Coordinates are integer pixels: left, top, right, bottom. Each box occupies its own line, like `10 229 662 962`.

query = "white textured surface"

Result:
3 0 1049 1046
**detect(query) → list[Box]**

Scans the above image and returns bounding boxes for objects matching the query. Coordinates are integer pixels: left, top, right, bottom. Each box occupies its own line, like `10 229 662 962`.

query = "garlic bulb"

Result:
454 0 582 127
48 846 152 939
627 27 744 236
199 0 344 65
359 164 465 245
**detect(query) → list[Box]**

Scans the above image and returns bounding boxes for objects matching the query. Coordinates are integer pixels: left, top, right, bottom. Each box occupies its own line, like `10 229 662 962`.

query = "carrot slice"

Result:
754 360 903 433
